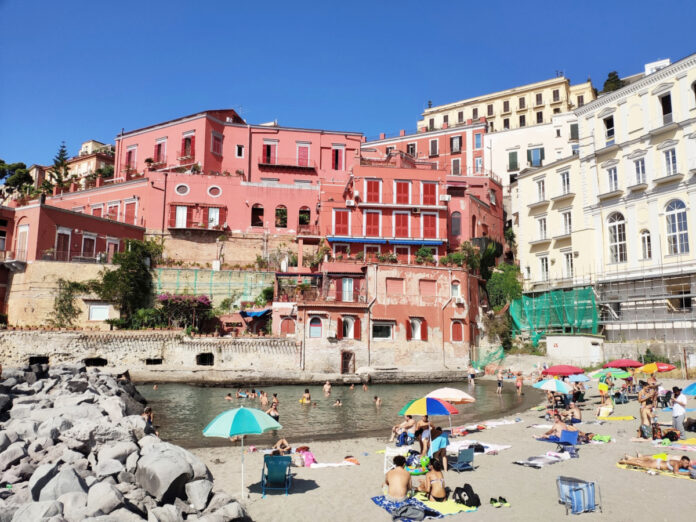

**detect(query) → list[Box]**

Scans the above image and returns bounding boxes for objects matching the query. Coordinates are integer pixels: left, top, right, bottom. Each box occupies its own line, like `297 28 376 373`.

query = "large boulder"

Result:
10 500 63 521
4 419 38 441
59 420 134 454
57 491 88 521
39 467 87 501
184 479 212 511
0 442 27 472
87 481 124 516
38 416 74 441
98 442 139 464
0 394 12 413
135 447 193 503
100 397 126 422
0 432 11 453
140 443 209 481
65 379 89 394
95 459 124 478
147 504 183 522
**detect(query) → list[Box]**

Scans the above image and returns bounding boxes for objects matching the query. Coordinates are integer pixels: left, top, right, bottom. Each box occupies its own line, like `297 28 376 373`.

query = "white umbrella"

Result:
426 387 476 404
533 379 573 394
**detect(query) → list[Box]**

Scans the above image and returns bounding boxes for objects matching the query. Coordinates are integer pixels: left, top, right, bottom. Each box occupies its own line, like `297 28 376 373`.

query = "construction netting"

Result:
472 345 505 370
510 287 598 346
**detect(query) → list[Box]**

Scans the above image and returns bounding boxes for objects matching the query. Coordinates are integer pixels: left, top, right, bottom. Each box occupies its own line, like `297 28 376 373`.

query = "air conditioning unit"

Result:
455 297 465 305
353 190 360 199
345 199 355 207
411 208 420 214
439 194 451 202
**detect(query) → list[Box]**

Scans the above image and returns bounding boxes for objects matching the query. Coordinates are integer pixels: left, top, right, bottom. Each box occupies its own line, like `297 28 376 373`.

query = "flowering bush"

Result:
157 293 212 328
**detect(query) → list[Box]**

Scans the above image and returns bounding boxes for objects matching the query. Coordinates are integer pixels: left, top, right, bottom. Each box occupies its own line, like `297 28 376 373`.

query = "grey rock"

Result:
98 442 138 464
214 502 244 520
13 383 35 395
23 371 38 386
135 447 193 502
10 500 63 521
59 420 133 455
125 452 139 474
38 417 73 441
0 442 27 471
139 443 209 481
12 459 37 481
136 435 159 450
87 481 124 516
100 397 125 422
57 491 87 522
121 416 148 441
147 505 183 522
0 432 10 453
184 479 212 511
173 497 197 516
39 468 87 501
30 381 44 393
0 394 11 413
87 507 144 522
204 492 234 514
95 459 124 478
114 481 135 494
4 419 38 440
85 476 98 488
66 380 88 394
117 471 136 484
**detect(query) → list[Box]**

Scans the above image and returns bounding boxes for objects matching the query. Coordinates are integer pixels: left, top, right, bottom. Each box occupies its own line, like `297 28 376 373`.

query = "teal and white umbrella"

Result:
568 373 590 383
533 379 573 394
203 407 282 497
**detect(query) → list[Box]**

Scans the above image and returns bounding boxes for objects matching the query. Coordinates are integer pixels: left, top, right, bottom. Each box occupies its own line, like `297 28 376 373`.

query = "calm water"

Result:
139 380 541 448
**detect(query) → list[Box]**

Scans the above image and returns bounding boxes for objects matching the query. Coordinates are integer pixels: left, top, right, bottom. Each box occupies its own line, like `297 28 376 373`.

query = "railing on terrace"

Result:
276 287 368 304
297 224 321 236
39 250 109 263
4 250 26 262
258 156 317 170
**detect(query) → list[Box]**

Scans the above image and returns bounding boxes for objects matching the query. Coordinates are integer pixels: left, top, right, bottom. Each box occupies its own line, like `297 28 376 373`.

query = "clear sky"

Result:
1 0 695 165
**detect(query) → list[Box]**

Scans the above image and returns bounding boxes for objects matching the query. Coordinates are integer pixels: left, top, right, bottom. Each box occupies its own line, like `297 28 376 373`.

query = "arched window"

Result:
451 212 461 236
251 204 264 227
309 317 322 338
666 200 689 255
608 212 627 263
280 318 295 335
342 316 354 339
275 205 287 228
451 321 463 342
640 230 652 260
298 206 311 226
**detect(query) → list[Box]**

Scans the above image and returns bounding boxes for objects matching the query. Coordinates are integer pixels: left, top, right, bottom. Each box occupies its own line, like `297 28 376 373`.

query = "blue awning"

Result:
326 236 387 244
389 239 444 246
240 309 271 318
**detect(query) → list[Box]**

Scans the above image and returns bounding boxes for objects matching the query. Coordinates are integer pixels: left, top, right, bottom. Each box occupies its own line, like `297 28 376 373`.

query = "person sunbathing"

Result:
618 454 693 476
272 438 292 455
390 415 415 442
561 402 582 423
417 459 447 502
537 415 568 439
384 455 412 502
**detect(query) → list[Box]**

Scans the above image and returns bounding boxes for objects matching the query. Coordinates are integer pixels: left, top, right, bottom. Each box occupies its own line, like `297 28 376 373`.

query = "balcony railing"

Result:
258 156 317 170
297 224 321 236
4 250 27 262
39 250 109 263
277 287 368 304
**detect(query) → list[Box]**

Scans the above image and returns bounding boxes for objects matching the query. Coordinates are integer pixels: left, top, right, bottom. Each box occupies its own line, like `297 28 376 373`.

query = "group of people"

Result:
637 377 688 438
384 455 447 503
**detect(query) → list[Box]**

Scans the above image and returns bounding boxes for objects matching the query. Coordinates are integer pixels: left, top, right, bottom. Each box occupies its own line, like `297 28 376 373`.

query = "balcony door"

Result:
16 225 29 261
342 278 353 302
175 205 188 228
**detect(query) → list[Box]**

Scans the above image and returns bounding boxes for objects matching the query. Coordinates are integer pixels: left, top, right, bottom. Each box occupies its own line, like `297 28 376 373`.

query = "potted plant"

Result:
144 158 154 170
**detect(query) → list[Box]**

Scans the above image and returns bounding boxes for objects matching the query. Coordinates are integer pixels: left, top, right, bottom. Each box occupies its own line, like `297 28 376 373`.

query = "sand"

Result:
191 378 695 521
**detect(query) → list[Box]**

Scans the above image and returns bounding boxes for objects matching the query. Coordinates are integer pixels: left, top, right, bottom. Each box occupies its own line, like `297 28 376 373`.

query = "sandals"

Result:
498 496 510 507
490 498 501 508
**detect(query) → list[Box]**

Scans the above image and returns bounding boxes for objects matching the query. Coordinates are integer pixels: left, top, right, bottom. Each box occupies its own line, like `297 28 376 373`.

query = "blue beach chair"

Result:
556 476 601 515
556 430 579 458
449 448 475 472
261 455 293 497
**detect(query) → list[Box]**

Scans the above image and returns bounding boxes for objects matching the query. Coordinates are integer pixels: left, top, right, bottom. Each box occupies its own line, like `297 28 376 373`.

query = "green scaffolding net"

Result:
472 345 505 370
509 287 598 347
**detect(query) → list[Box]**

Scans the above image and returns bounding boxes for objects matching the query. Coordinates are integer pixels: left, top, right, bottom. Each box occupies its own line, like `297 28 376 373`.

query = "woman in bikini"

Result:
266 403 280 422
418 459 447 501
619 454 693 476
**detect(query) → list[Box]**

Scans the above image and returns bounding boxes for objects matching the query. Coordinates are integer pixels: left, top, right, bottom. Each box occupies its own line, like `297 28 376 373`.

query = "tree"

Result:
96 164 114 179
0 159 34 197
602 71 625 93
459 241 481 273
486 263 522 310
46 141 71 191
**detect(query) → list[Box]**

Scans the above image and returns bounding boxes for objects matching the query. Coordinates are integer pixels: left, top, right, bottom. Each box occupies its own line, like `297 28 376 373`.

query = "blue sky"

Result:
1 0 695 165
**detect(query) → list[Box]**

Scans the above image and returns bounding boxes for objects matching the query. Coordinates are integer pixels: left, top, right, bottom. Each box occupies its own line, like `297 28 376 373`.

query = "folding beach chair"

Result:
449 447 475 472
384 446 407 473
556 430 579 458
261 455 293 498
556 476 602 515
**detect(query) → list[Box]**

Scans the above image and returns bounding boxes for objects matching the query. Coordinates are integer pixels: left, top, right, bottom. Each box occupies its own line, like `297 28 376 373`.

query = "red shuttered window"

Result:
395 181 409 204
124 202 136 225
452 321 463 342
353 316 361 340
423 214 437 238
334 210 349 236
422 183 437 205
395 213 409 237
366 180 380 203
366 212 380 237
297 145 309 167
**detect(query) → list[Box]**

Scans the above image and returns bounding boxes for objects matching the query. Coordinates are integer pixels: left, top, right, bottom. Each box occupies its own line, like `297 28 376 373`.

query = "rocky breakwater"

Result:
0 364 246 521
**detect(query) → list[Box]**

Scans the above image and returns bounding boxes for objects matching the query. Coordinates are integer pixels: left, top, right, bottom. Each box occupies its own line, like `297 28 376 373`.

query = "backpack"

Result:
453 484 481 508
395 431 407 447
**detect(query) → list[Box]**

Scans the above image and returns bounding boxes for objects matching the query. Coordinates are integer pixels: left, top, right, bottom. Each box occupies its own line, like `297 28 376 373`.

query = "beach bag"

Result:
453 483 481 508
292 454 304 467
664 431 679 442
395 431 408 447
472 443 486 453
391 504 426 521
639 425 651 439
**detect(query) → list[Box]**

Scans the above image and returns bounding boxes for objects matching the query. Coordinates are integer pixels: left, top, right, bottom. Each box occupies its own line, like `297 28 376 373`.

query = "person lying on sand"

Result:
389 415 415 442
272 438 292 455
619 454 693 476
384 455 412 502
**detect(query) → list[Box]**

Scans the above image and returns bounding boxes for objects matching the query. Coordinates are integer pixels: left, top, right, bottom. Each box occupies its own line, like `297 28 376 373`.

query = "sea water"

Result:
139 380 541 448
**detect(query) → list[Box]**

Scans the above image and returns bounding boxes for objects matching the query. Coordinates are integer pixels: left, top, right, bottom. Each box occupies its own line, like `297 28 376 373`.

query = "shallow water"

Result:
139 380 542 448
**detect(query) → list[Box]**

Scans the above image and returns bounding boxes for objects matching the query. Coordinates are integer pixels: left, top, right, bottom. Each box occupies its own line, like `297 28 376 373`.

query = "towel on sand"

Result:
616 463 694 480
309 461 357 468
371 495 443 521
446 440 511 455
598 416 635 421
413 492 477 514
514 451 571 469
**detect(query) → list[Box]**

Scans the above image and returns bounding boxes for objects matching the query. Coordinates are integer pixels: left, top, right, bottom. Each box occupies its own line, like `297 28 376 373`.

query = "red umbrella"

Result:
541 365 585 376
603 359 642 369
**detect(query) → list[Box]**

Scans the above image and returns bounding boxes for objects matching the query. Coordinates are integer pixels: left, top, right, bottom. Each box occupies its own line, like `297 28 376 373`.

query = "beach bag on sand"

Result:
453 484 481 508
292 454 304 467
391 504 426 521
396 432 409 447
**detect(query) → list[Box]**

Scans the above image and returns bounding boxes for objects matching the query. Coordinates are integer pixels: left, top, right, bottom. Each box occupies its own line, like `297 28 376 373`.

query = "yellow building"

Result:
419 77 595 134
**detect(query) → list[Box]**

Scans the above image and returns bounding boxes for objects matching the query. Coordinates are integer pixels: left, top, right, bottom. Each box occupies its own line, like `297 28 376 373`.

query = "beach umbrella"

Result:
533 379 573 394
203 407 282 498
683 383 696 396
399 397 459 416
568 373 590 383
426 387 476 404
603 359 642 369
592 368 630 379
542 365 585 377
637 362 676 374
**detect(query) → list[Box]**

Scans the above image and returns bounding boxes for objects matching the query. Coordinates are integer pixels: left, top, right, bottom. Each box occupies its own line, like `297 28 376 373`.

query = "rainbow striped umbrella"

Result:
399 397 459 416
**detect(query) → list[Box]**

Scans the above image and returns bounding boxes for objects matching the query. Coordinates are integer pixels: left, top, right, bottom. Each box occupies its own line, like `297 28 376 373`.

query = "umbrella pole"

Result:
241 436 245 500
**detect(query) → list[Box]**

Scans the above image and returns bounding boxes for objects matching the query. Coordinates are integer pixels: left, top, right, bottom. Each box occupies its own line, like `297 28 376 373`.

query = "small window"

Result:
535 93 543 105
536 111 544 124
235 145 244 158
309 317 322 338
487 104 493 116
608 212 627 263
503 118 510 130
519 114 526 127
577 95 584 107
457 111 464 123
372 322 392 340
196 353 214 366
556 128 561 138
406 143 416 156
146 358 163 365
664 149 677 176
472 108 478 119
88 305 109 321
508 151 518 171
537 217 547 240
450 136 461 153
451 281 461 297
208 186 221 197
84 357 107 367
451 158 461 175
641 230 652 260
536 179 546 201
562 211 572 234
659 94 673 124
385 146 395 155
299 207 311 226
552 89 560 102
570 123 579 140
332 147 344 170
607 167 618 192
443 115 448 125
429 139 439 156
175 184 189 195
634 158 646 185
503 100 510 112
564 252 574 278
519 97 526 109
342 316 354 339
604 116 615 144
539 256 549 281
275 206 287 228
251 204 264 227
428 118 435 131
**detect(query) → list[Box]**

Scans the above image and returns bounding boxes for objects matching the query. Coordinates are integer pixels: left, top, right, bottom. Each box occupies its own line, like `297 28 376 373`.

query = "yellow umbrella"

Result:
637 362 676 374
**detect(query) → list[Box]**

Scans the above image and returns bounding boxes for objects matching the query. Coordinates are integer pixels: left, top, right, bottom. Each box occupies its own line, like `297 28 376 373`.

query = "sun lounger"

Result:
556 476 601 515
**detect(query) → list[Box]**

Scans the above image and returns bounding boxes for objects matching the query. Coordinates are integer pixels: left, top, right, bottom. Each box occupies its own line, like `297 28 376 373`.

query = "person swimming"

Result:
333 399 342 407
374 396 382 407
300 388 311 404
225 393 233 401
266 403 280 422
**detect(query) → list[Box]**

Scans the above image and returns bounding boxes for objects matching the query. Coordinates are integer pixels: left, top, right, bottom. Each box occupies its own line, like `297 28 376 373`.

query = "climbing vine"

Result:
50 279 88 327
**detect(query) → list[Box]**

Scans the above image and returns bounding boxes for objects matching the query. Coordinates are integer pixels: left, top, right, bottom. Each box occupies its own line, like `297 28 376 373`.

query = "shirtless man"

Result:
536 414 574 439
323 381 332 396
467 364 476 385
619 454 693 476
638 400 655 437
562 402 582 423
384 456 412 502
272 438 292 455
260 391 269 408
415 416 433 455
496 369 503 395
389 415 415 442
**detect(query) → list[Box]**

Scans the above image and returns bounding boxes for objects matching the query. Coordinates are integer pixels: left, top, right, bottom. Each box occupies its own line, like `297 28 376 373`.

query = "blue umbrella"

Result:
533 379 573 394
203 407 282 497
569 374 590 383
683 382 696 396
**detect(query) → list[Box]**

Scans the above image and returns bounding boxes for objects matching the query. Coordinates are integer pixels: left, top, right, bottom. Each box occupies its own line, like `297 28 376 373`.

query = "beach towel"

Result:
446 440 511 455
371 495 443 521
309 461 357 468
661 408 696 412
483 419 516 428
413 493 477 515
529 424 554 429
598 416 635 421
530 406 546 411
514 451 570 469
616 463 695 480
589 435 611 443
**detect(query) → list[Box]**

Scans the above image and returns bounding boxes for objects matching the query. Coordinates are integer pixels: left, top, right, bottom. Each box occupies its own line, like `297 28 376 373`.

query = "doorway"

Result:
340 350 355 374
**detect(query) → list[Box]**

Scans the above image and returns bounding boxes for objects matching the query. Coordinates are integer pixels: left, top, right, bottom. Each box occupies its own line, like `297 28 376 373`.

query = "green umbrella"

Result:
592 368 630 379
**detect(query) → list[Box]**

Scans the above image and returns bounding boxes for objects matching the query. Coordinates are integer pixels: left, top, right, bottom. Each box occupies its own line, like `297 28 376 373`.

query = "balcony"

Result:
551 192 575 203
39 250 110 264
527 199 550 210
649 120 678 137
279 287 369 306
258 156 317 171
296 224 321 241
553 232 572 241
168 219 226 232
653 172 684 185
627 182 648 193
529 237 552 246
597 189 624 201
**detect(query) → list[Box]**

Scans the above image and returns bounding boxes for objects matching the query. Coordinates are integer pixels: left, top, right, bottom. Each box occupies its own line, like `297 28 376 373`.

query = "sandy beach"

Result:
191 377 695 521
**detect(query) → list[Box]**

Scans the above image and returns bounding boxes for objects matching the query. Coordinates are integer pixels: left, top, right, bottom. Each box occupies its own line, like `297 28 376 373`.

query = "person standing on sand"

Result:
467 364 476 385
384 456 412 502
515 373 524 396
496 369 503 395
671 387 687 436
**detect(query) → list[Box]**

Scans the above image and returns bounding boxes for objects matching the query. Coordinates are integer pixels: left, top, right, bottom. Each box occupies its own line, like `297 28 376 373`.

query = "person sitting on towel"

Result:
383 455 412 502
619 454 693 476
536 414 581 439
272 438 292 455
417 459 447 502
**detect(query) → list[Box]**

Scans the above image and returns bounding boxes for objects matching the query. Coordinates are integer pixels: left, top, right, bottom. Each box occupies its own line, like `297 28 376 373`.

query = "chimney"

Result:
399 130 405 136
379 133 385 140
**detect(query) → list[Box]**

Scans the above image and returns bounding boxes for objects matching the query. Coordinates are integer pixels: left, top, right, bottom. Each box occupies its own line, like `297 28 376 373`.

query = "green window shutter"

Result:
527 149 532 165
540 148 545 161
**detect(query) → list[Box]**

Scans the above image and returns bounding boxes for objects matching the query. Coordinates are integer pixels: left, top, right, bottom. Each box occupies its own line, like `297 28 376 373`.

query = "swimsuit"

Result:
497 380 503 388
